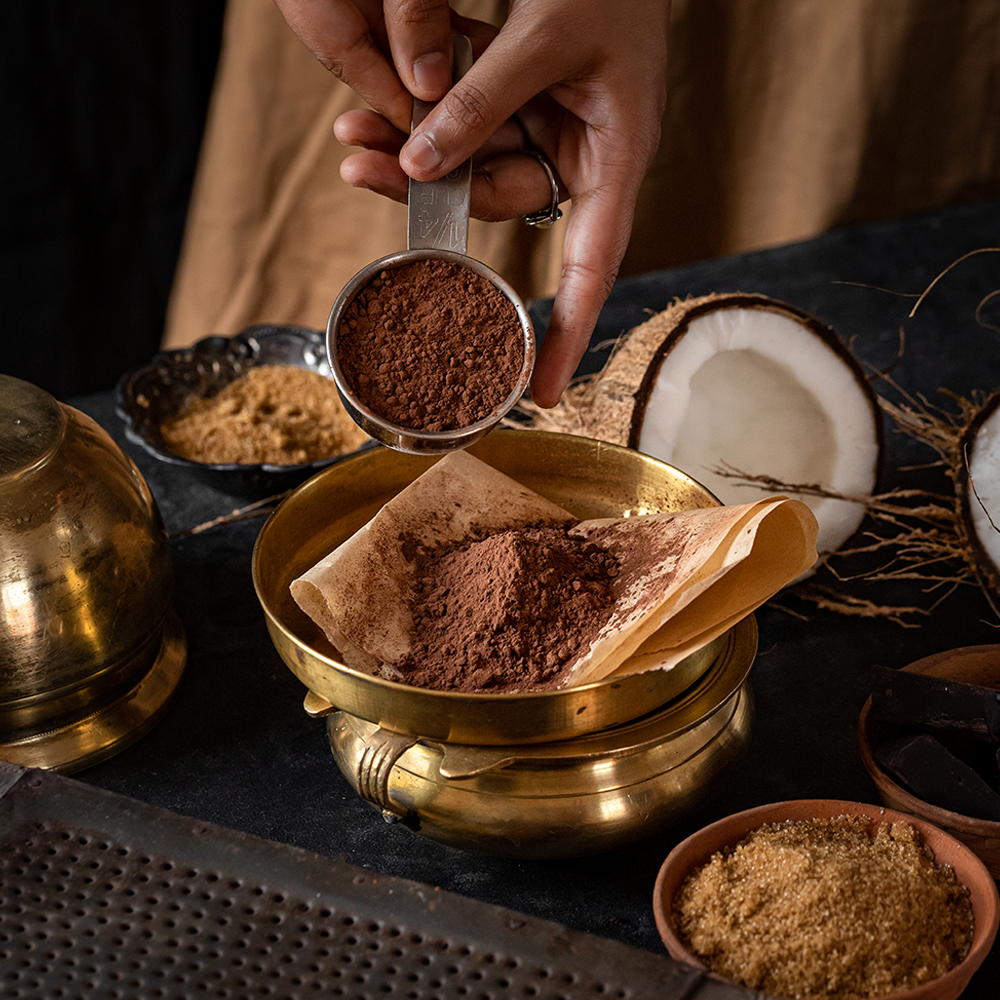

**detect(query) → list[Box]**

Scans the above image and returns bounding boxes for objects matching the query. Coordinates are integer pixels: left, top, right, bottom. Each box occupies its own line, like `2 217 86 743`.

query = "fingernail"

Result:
402 132 444 176
412 52 449 98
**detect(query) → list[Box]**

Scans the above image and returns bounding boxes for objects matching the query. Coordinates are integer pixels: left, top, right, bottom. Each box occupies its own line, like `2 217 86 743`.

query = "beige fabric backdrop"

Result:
163 0 1000 348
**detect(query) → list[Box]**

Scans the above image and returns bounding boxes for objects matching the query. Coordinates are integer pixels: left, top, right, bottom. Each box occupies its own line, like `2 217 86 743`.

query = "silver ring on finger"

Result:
522 149 564 228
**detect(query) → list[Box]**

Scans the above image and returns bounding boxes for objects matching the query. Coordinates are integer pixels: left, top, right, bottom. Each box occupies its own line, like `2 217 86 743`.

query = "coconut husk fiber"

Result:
291 451 818 691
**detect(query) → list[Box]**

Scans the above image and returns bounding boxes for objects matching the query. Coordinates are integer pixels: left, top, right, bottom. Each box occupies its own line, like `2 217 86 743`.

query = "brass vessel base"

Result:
0 612 187 774
323 616 756 858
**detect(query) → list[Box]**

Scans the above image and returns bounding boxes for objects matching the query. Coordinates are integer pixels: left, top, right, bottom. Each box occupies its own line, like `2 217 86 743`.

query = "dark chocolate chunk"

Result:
874 732 1000 821
869 663 1000 742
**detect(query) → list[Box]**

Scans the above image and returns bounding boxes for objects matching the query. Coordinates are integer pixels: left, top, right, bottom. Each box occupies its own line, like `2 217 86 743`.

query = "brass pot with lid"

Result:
0 375 186 772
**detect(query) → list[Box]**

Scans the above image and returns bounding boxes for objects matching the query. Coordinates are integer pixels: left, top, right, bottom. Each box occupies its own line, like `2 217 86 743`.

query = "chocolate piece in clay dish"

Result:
291 452 818 694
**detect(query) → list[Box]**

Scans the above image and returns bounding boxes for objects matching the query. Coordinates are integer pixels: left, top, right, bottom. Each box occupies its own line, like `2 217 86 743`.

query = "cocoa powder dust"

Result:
335 258 525 432
392 523 621 693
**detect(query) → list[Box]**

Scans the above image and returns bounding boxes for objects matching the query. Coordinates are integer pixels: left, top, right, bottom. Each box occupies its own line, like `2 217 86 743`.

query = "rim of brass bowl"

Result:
858 644 1000 879
653 799 1000 1000
252 428 737 746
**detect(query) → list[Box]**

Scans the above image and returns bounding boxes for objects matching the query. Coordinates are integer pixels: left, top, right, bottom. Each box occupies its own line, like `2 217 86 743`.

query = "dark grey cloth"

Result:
71 198 1000 994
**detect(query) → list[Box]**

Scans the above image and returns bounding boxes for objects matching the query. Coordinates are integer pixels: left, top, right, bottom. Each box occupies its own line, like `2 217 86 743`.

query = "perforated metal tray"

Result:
0 761 764 999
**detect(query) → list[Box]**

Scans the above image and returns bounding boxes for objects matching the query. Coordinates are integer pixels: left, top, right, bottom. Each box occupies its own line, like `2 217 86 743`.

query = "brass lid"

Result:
0 375 65 482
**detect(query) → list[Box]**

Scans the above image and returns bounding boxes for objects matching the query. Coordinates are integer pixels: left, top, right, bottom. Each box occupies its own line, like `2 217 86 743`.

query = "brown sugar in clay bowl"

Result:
653 799 1000 1000
327 249 535 455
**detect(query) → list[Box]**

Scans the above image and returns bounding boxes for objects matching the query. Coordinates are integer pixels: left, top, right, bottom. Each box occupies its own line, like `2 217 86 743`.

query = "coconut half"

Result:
959 391 1000 605
527 293 882 560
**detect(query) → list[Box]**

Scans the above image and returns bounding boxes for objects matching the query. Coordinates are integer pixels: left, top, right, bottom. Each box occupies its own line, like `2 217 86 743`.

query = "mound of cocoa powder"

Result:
392 523 621 693
335 258 525 432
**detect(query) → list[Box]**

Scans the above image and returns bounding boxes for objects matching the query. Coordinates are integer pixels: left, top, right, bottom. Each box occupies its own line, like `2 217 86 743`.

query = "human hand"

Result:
273 0 672 407
272 0 472 129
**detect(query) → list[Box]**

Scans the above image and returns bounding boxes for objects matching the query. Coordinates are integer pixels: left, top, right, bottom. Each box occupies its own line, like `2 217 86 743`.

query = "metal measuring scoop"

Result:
326 34 536 455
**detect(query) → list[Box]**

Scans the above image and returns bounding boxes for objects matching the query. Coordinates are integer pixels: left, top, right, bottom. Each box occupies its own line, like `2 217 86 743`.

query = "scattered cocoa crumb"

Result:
392 522 620 693
673 815 974 999
160 365 368 465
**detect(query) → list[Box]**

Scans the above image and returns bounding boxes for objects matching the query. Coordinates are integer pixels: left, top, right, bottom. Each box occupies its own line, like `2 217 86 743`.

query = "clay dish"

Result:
117 324 375 499
858 645 1000 878
653 799 1000 1000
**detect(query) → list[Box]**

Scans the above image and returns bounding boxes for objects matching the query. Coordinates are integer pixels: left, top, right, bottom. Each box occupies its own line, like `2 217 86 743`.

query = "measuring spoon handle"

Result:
407 34 474 255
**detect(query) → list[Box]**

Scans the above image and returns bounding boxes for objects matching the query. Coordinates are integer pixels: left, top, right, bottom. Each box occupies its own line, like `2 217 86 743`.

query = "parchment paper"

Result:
291 451 818 687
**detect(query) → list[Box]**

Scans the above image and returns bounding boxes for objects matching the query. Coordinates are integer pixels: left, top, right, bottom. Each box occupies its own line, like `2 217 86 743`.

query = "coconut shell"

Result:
554 293 873 446
957 390 1000 608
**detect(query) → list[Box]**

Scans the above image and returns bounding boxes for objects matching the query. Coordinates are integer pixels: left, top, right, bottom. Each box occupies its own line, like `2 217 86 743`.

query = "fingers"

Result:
273 0 413 131
338 148 562 220
469 152 564 223
383 0 454 101
400 35 570 181
335 109 409 201
336 109 561 222
335 108 407 153
340 149 411 203
530 269 616 410
529 170 640 408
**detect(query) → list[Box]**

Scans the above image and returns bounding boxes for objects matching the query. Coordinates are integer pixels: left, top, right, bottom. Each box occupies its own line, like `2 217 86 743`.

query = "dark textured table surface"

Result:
71 198 1000 996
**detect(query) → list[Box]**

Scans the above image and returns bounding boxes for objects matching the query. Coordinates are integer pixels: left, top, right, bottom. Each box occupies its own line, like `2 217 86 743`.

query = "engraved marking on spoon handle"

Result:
407 34 474 255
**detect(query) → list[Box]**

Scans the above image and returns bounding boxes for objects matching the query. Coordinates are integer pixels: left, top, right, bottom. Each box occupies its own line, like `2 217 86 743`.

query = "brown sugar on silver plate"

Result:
392 523 621 693
335 258 525 433
159 364 367 465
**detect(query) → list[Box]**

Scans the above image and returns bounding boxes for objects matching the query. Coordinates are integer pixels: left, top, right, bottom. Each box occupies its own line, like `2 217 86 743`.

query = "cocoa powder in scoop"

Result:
336 258 525 432
392 523 621 693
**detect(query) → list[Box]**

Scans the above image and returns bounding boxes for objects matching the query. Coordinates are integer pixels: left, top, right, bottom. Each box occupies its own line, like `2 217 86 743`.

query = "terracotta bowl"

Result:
653 799 999 1000
858 645 1000 879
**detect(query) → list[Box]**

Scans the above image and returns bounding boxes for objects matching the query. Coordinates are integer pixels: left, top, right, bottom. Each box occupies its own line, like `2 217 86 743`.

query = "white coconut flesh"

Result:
964 398 1000 591
636 304 880 556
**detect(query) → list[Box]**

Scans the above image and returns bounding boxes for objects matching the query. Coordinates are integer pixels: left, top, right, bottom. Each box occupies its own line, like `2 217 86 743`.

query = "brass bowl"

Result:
653 799 1000 1000
859 645 1000 878
327 616 756 858
252 429 742 745
0 375 185 772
